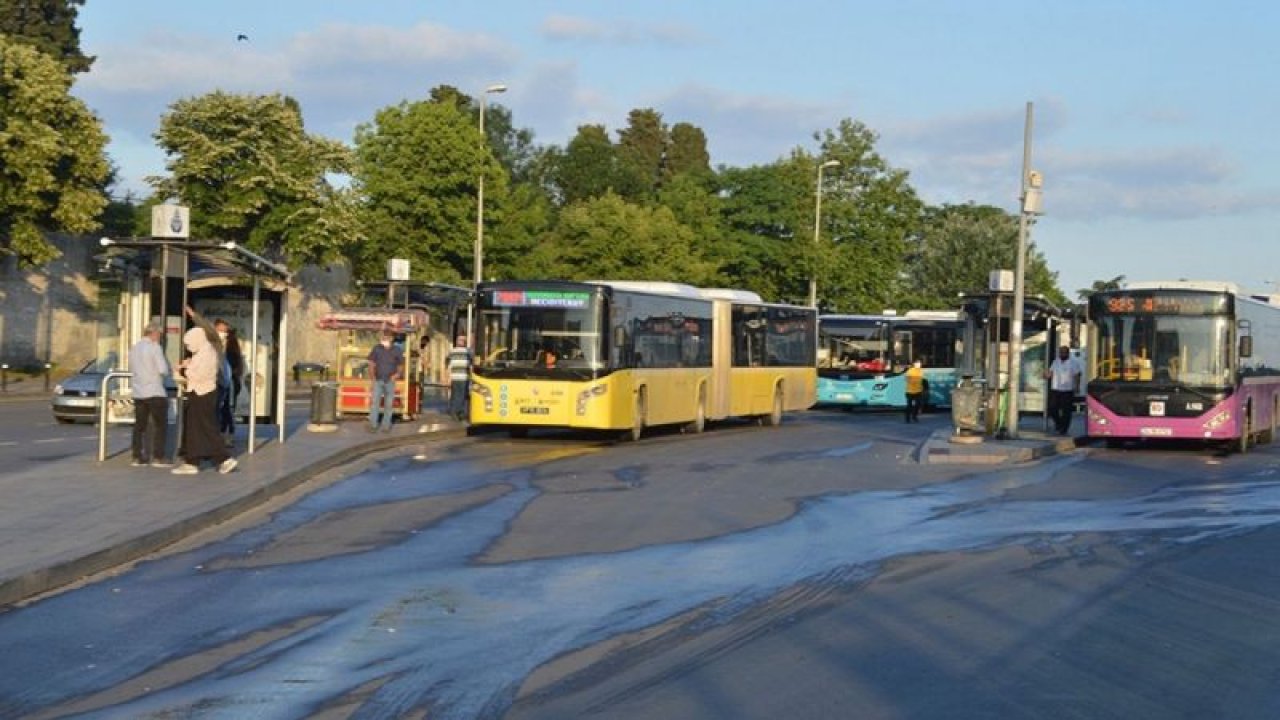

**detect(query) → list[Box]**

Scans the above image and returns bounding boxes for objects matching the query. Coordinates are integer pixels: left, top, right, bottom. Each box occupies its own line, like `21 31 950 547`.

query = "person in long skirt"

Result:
172 327 237 475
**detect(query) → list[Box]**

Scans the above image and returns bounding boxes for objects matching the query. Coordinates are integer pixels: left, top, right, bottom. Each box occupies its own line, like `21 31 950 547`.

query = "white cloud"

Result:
539 14 702 46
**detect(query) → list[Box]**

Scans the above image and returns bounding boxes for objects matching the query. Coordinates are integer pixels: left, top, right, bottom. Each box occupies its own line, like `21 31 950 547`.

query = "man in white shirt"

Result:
129 320 172 467
1044 345 1084 435
448 335 472 421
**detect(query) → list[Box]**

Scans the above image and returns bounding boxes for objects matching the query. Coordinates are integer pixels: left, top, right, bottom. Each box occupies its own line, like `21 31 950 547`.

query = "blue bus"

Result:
816 311 961 410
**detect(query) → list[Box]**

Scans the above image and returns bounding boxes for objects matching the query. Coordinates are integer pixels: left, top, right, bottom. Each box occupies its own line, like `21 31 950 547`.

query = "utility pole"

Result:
1005 102 1037 438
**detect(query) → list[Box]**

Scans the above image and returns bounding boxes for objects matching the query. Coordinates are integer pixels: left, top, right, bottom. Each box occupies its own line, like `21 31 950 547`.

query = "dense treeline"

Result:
0 2 1068 310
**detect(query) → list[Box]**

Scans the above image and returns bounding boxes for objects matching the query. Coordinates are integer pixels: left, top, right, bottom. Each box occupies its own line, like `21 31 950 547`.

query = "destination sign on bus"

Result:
1093 292 1229 316
492 290 592 309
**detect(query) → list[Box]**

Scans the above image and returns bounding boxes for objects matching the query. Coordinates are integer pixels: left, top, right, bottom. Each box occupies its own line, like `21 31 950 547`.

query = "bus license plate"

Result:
1139 427 1173 436
1149 401 1165 417
520 406 550 415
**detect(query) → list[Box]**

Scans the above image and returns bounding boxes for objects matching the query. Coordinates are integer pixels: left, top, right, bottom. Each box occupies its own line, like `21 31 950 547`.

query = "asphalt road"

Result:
0 396 124 468
2 410 1279 719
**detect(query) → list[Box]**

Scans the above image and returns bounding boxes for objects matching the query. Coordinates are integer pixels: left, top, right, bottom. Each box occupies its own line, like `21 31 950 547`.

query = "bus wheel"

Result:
762 387 784 427
627 391 646 442
508 427 529 439
684 390 707 434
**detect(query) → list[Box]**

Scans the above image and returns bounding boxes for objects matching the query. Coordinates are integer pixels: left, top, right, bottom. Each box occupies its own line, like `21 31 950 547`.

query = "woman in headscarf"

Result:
172 326 237 475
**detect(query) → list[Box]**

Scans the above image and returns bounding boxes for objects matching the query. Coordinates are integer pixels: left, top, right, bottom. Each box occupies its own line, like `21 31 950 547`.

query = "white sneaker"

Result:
150 460 174 468
171 463 199 475
218 458 238 474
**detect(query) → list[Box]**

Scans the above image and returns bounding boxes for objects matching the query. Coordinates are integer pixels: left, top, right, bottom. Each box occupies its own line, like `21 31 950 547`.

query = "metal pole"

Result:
249 276 260 454
277 285 288 445
808 159 839 308
470 84 506 351
1005 101 1034 438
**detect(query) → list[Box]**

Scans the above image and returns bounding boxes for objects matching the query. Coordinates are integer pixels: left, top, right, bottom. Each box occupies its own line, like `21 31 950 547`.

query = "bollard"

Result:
43 362 52 392
294 363 302 386
323 363 331 382
1 363 7 392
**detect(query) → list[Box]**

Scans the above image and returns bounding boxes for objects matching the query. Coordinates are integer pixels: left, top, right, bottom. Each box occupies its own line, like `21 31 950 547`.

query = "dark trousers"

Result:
217 383 235 434
450 379 469 420
131 396 169 462
1049 389 1075 433
183 391 229 465
905 392 924 423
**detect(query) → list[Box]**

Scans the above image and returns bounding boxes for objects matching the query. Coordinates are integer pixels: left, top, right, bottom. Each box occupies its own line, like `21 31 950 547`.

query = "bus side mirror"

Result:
1239 335 1253 359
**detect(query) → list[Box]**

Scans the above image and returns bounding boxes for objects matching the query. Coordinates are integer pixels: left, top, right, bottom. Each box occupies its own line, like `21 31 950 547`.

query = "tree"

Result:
903 203 1066 308
1078 275 1125 301
550 124 619 205
717 162 808 301
615 108 667 200
0 0 92 73
665 122 712 180
808 119 925 312
0 36 108 265
353 97 503 283
529 193 719 284
150 91 354 265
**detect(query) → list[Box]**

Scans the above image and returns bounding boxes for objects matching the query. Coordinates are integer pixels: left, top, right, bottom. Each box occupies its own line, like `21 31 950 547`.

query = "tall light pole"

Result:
468 83 507 350
809 159 841 308
1005 101 1043 438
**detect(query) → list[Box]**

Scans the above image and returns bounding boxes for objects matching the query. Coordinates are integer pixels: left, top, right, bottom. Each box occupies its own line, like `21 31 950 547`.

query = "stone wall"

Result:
0 235 360 375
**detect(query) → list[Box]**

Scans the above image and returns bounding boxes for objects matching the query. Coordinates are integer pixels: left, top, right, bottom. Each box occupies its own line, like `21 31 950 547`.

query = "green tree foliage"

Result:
615 108 667 200
903 203 1066 308
550 124 619 205
665 122 712 180
529 192 719 284
0 36 108 265
809 119 925 312
353 97 504 282
0 0 92 73
717 162 808 302
1078 274 1125 300
151 91 354 265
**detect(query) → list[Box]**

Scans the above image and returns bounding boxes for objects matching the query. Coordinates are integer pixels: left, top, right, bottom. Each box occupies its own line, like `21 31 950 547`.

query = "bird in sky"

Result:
236 33 249 42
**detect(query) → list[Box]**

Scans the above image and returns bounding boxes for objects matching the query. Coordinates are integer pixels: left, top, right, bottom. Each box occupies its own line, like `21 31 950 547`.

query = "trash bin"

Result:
951 376 984 434
310 381 338 425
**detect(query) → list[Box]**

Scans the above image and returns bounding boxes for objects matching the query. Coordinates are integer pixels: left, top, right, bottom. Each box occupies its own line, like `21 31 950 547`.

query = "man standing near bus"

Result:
1045 344 1084 435
448 335 472 421
903 359 925 423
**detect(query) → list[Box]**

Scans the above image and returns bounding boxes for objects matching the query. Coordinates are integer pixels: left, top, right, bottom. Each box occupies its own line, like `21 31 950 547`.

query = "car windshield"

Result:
82 352 119 374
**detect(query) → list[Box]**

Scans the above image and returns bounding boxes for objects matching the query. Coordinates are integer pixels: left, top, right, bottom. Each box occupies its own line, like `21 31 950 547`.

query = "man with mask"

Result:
1044 345 1084 435
367 329 403 432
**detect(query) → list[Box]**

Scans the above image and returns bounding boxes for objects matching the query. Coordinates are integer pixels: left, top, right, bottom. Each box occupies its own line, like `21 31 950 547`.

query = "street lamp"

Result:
808 159 841 308
469 83 507 350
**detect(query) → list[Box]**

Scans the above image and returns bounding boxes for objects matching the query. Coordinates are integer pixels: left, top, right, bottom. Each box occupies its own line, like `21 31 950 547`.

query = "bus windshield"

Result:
477 297 604 376
1092 314 1231 386
818 318 889 371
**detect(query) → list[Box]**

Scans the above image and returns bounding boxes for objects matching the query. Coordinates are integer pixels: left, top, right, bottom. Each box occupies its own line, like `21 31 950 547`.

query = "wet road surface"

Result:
3 412 1280 719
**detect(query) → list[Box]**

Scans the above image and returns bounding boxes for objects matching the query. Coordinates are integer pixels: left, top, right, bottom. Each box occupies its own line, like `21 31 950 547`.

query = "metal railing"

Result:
97 371 132 462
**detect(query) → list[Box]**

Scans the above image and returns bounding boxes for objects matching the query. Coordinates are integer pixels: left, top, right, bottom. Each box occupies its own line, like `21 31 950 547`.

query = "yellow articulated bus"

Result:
469 280 816 439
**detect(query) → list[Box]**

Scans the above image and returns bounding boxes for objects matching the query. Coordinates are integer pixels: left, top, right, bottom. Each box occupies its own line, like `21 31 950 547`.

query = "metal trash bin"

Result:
951 375 985 434
310 381 339 425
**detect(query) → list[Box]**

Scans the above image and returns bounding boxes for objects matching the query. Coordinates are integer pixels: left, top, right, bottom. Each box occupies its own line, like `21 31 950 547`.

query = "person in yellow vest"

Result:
904 359 925 423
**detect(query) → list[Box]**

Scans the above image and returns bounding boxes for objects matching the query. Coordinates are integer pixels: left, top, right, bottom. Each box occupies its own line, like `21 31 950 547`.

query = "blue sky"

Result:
73 0 1280 298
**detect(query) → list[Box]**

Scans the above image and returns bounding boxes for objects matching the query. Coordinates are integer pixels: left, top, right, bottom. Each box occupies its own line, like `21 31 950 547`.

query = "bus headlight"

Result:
1088 409 1108 426
471 382 493 412
576 384 607 416
1202 410 1231 431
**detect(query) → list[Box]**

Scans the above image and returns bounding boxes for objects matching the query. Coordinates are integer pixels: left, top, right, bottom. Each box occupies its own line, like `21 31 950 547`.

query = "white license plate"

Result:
1149 401 1166 417
1139 427 1173 436
835 393 853 400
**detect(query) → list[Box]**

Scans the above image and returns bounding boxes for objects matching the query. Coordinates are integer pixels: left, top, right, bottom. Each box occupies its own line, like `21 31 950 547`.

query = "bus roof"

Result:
1123 280 1240 294
586 280 706 300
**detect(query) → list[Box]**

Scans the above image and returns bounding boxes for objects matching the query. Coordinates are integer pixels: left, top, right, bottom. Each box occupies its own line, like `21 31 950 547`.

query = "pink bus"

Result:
1086 281 1280 452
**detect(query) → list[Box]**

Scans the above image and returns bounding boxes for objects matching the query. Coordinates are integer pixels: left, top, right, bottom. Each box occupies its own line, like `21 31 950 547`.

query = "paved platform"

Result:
920 415 1084 464
0 384 464 608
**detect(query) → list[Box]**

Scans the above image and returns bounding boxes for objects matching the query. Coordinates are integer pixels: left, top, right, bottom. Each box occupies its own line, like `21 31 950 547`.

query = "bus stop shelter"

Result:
95 238 293 454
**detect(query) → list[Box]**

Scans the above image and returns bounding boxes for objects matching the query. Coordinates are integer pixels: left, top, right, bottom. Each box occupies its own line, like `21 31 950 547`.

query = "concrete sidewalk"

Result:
0 387 465 608
920 414 1085 464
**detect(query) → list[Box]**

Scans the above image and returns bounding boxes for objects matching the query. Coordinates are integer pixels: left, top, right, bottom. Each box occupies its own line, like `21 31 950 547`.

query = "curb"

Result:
0 425 466 609
919 432 1081 465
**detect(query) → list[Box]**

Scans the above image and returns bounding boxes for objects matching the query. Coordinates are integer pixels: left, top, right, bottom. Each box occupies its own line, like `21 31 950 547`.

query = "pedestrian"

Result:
172 327 237 475
368 329 403 432
129 319 173 467
1044 345 1084 435
448 335 472 421
904 359 925 423
214 319 244 445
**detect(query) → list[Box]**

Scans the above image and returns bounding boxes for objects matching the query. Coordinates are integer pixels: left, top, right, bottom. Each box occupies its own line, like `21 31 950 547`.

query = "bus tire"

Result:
508 427 529 439
684 388 707 434
627 390 646 442
763 386 784 427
